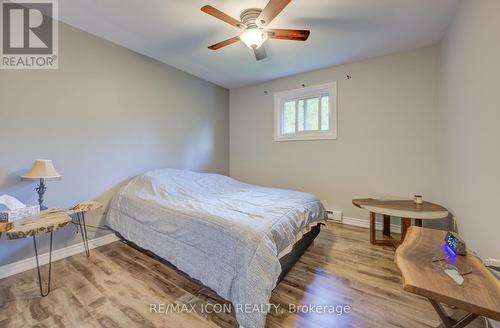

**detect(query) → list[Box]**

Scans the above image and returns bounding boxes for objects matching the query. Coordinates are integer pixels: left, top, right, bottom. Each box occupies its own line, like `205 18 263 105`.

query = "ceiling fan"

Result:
201 0 310 61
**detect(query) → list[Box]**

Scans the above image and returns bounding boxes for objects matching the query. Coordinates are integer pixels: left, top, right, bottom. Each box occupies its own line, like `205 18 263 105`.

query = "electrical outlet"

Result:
326 210 343 222
483 258 500 268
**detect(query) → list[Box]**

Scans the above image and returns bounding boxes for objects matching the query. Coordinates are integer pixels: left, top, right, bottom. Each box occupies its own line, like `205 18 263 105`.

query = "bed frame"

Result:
115 223 322 286
277 223 322 282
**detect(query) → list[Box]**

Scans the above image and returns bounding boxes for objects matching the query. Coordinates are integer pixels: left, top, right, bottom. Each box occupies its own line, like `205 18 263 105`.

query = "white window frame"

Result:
274 82 337 141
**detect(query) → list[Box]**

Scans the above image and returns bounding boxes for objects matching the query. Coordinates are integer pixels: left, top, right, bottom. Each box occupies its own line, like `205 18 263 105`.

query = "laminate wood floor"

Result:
0 223 487 328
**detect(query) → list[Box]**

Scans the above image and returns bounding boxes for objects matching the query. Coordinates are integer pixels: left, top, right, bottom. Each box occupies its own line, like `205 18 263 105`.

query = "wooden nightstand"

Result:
0 221 13 236
6 209 71 296
396 227 500 327
2 201 103 297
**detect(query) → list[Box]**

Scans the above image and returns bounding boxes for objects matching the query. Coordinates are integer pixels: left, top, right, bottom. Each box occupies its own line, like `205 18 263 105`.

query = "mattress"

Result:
105 169 326 328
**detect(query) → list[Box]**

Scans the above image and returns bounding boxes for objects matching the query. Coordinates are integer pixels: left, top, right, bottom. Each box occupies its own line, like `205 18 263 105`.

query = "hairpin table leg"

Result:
76 212 90 257
33 232 53 297
428 299 478 328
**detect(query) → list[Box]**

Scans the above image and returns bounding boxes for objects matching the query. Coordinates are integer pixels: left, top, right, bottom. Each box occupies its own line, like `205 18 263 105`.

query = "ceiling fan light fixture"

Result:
202 1 310 61
240 28 267 49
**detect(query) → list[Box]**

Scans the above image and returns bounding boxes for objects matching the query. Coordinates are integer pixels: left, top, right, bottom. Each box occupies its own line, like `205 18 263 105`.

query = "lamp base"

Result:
35 179 48 211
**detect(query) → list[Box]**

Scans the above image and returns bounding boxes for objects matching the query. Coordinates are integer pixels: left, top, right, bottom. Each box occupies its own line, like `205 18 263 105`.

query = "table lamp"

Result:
21 159 62 210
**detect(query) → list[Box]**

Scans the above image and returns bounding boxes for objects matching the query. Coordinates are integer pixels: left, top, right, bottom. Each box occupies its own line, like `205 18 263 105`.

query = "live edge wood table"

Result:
352 198 448 247
0 221 13 235
5 209 71 297
0 202 102 297
395 226 500 328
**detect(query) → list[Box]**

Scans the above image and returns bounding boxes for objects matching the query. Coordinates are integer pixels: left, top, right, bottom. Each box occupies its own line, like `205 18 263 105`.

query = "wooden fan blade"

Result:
201 5 245 29
208 36 240 50
253 46 267 61
257 0 292 27
267 29 310 41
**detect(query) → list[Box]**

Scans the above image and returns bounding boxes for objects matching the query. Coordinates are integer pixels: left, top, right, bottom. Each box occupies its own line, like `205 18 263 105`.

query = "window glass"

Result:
321 95 329 131
274 82 336 141
283 100 296 134
297 100 305 132
305 97 319 131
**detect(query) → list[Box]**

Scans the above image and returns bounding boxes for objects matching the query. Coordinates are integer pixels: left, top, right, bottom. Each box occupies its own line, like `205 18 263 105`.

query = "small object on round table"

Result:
352 197 448 248
414 195 423 205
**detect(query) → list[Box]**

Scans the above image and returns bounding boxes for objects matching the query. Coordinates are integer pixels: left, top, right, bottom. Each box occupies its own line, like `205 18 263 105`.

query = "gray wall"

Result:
441 0 500 258
230 47 445 226
0 22 229 265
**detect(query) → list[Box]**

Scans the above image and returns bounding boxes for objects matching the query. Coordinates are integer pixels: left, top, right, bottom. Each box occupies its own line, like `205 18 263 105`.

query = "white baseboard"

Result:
342 216 401 233
0 219 401 280
0 233 119 279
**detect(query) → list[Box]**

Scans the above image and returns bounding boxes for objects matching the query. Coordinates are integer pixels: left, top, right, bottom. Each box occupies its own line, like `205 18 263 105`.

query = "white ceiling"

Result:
59 0 458 89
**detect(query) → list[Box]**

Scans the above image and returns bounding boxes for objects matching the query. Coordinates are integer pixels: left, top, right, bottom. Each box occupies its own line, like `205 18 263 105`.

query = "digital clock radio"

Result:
444 231 467 255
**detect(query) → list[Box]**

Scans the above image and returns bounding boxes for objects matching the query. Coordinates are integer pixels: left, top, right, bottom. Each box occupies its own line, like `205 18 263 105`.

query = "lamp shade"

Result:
21 160 62 181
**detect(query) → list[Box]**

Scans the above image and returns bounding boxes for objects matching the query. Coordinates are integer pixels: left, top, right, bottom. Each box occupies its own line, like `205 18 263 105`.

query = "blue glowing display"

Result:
445 244 457 257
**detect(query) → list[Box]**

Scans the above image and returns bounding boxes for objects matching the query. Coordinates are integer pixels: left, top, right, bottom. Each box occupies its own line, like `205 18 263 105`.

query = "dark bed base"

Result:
114 223 322 287
277 223 322 283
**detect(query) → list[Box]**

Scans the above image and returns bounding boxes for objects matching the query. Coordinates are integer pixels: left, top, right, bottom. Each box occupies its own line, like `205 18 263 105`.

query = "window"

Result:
274 82 337 141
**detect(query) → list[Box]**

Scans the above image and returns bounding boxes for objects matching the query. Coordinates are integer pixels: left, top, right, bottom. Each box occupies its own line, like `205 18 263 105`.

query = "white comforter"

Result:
105 169 326 328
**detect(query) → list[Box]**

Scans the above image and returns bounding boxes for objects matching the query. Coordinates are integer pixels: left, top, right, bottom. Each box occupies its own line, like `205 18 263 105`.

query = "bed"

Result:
105 169 326 328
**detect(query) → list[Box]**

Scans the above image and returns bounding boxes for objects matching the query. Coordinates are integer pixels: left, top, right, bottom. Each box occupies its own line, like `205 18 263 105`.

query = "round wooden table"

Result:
352 198 448 247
